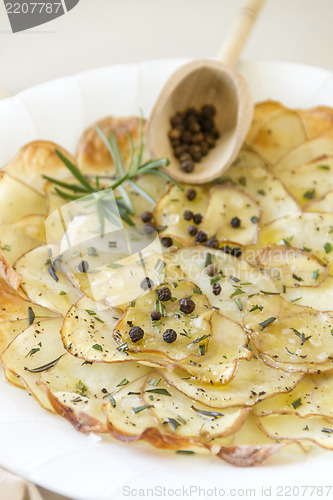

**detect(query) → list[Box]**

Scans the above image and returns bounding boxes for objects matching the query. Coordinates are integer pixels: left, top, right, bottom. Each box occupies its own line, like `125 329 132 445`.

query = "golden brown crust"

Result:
3 140 75 194
298 106 333 139
76 116 146 175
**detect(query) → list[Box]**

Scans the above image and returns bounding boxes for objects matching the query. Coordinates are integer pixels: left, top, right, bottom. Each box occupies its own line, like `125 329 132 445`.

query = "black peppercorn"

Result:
140 277 154 290
151 310 162 321
193 213 203 225
129 326 144 343
231 247 242 258
163 329 177 343
161 236 173 248
183 210 193 221
231 217 241 228
78 260 89 273
212 282 221 296
180 159 194 173
206 238 219 249
186 188 197 201
179 298 195 314
201 104 216 117
195 230 208 243
188 224 198 237
157 287 172 301
141 211 153 223
220 245 232 254
206 264 217 277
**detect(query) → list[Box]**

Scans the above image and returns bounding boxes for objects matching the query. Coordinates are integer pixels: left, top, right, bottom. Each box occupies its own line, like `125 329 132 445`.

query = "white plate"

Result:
0 59 333 500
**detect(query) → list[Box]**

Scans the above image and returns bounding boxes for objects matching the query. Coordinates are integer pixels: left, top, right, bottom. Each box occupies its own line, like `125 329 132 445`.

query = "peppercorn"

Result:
151 310 162 321
78 260 89 273
183 210 193 221
188 224 198 237
163 329 177 343
180 159 194 173
206 264 217 277
206 238 219 249
195 230 208 243
161 236 173 248
231 217 241 228
179 298 195 314
186 188 197 201
144 223 155 234
212 282 221 296
220 245 232 254
201 104 216 117
129 326 144 343
179 152 192 163
157 287 172 301
181 130 192 144
231 247 242 258
140 277 154 291
191 150 203 162
168 128 181 140
193 213 203 225
141 211 153 223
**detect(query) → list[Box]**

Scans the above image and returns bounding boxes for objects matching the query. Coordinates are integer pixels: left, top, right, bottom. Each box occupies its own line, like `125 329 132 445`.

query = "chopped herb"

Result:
189 334 211 345
103 392 116 407
312 269 320 282
282 236 294 246
259 317 276 330
230 289 245 298
292 273 303 282
92 343 103 351
199 344 206 356
251 216 259 224
204 253 213 267
1 245 11 251
59 290 67 295
234 298 243 311
302 246 312 252
324 242 332 254
94 316 105 323
250 304 263 312
189 314 198 319
303 188 316 199
240 282 253 286
322 428 333 434
172 282 178 288
260 290 280 295
76 380 88 396
257 189 266 196
238 176 247 186
176 450 195 455
24 355 63 373
132 404 154 414
107 263 123 268
317 165 330 170
86 309 96 316
117 342 129 355
27 307 35 326
291 397 302 409
193 288 202 294
191 405 224 419
290 297 302 302
229 275 240 283
116 378 129 387
87 246 98 256
282 285 286 294
291 328 311 345
146 388 171 396
154 258 166 274
210 275 221 285
167 417 180 431
48 265 59 282
148 378 161 386
25 347 40 358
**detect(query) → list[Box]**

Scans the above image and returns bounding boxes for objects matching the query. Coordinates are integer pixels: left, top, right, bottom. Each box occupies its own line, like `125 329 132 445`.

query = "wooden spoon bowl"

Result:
146 59 253 184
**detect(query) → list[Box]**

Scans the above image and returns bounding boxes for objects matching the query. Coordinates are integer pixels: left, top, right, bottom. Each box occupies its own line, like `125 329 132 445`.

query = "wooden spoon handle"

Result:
217 0 265 67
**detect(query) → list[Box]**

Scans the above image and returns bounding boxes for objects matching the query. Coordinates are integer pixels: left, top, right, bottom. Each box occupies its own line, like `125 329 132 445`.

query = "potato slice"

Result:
161 354 302 410
0 319 30 356
247 109 307 164
0 173 46 224
276 156 333 207
202 185 260 246
231 146 270 170
253 373 333 419
1 318 66 411
283 276 333 311
256 245 328 289
274 129 333 172
244 294 333 372
14 245 81 315
141 376 249 441
257 414 333 450
304 189 333 213
38 355 151 433
245 101 286 144
4 141 76 194
171 246 277 323
113 280 213 362
76 116 147 175
224 164 300 225
154 184 209 246
0 215 46 265
0 248 21 290
177 313 252 384
298 106 333 139
256 213 333 269
208 414 289 466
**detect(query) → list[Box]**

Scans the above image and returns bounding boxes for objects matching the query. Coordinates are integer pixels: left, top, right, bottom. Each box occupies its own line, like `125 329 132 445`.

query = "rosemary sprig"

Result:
44 116 181 236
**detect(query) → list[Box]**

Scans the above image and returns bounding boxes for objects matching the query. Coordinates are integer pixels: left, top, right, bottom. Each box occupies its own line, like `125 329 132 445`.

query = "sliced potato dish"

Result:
3 101 333 468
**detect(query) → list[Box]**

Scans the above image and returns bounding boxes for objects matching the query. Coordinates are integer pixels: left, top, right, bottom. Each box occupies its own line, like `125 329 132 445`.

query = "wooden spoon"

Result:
146 0 265 184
